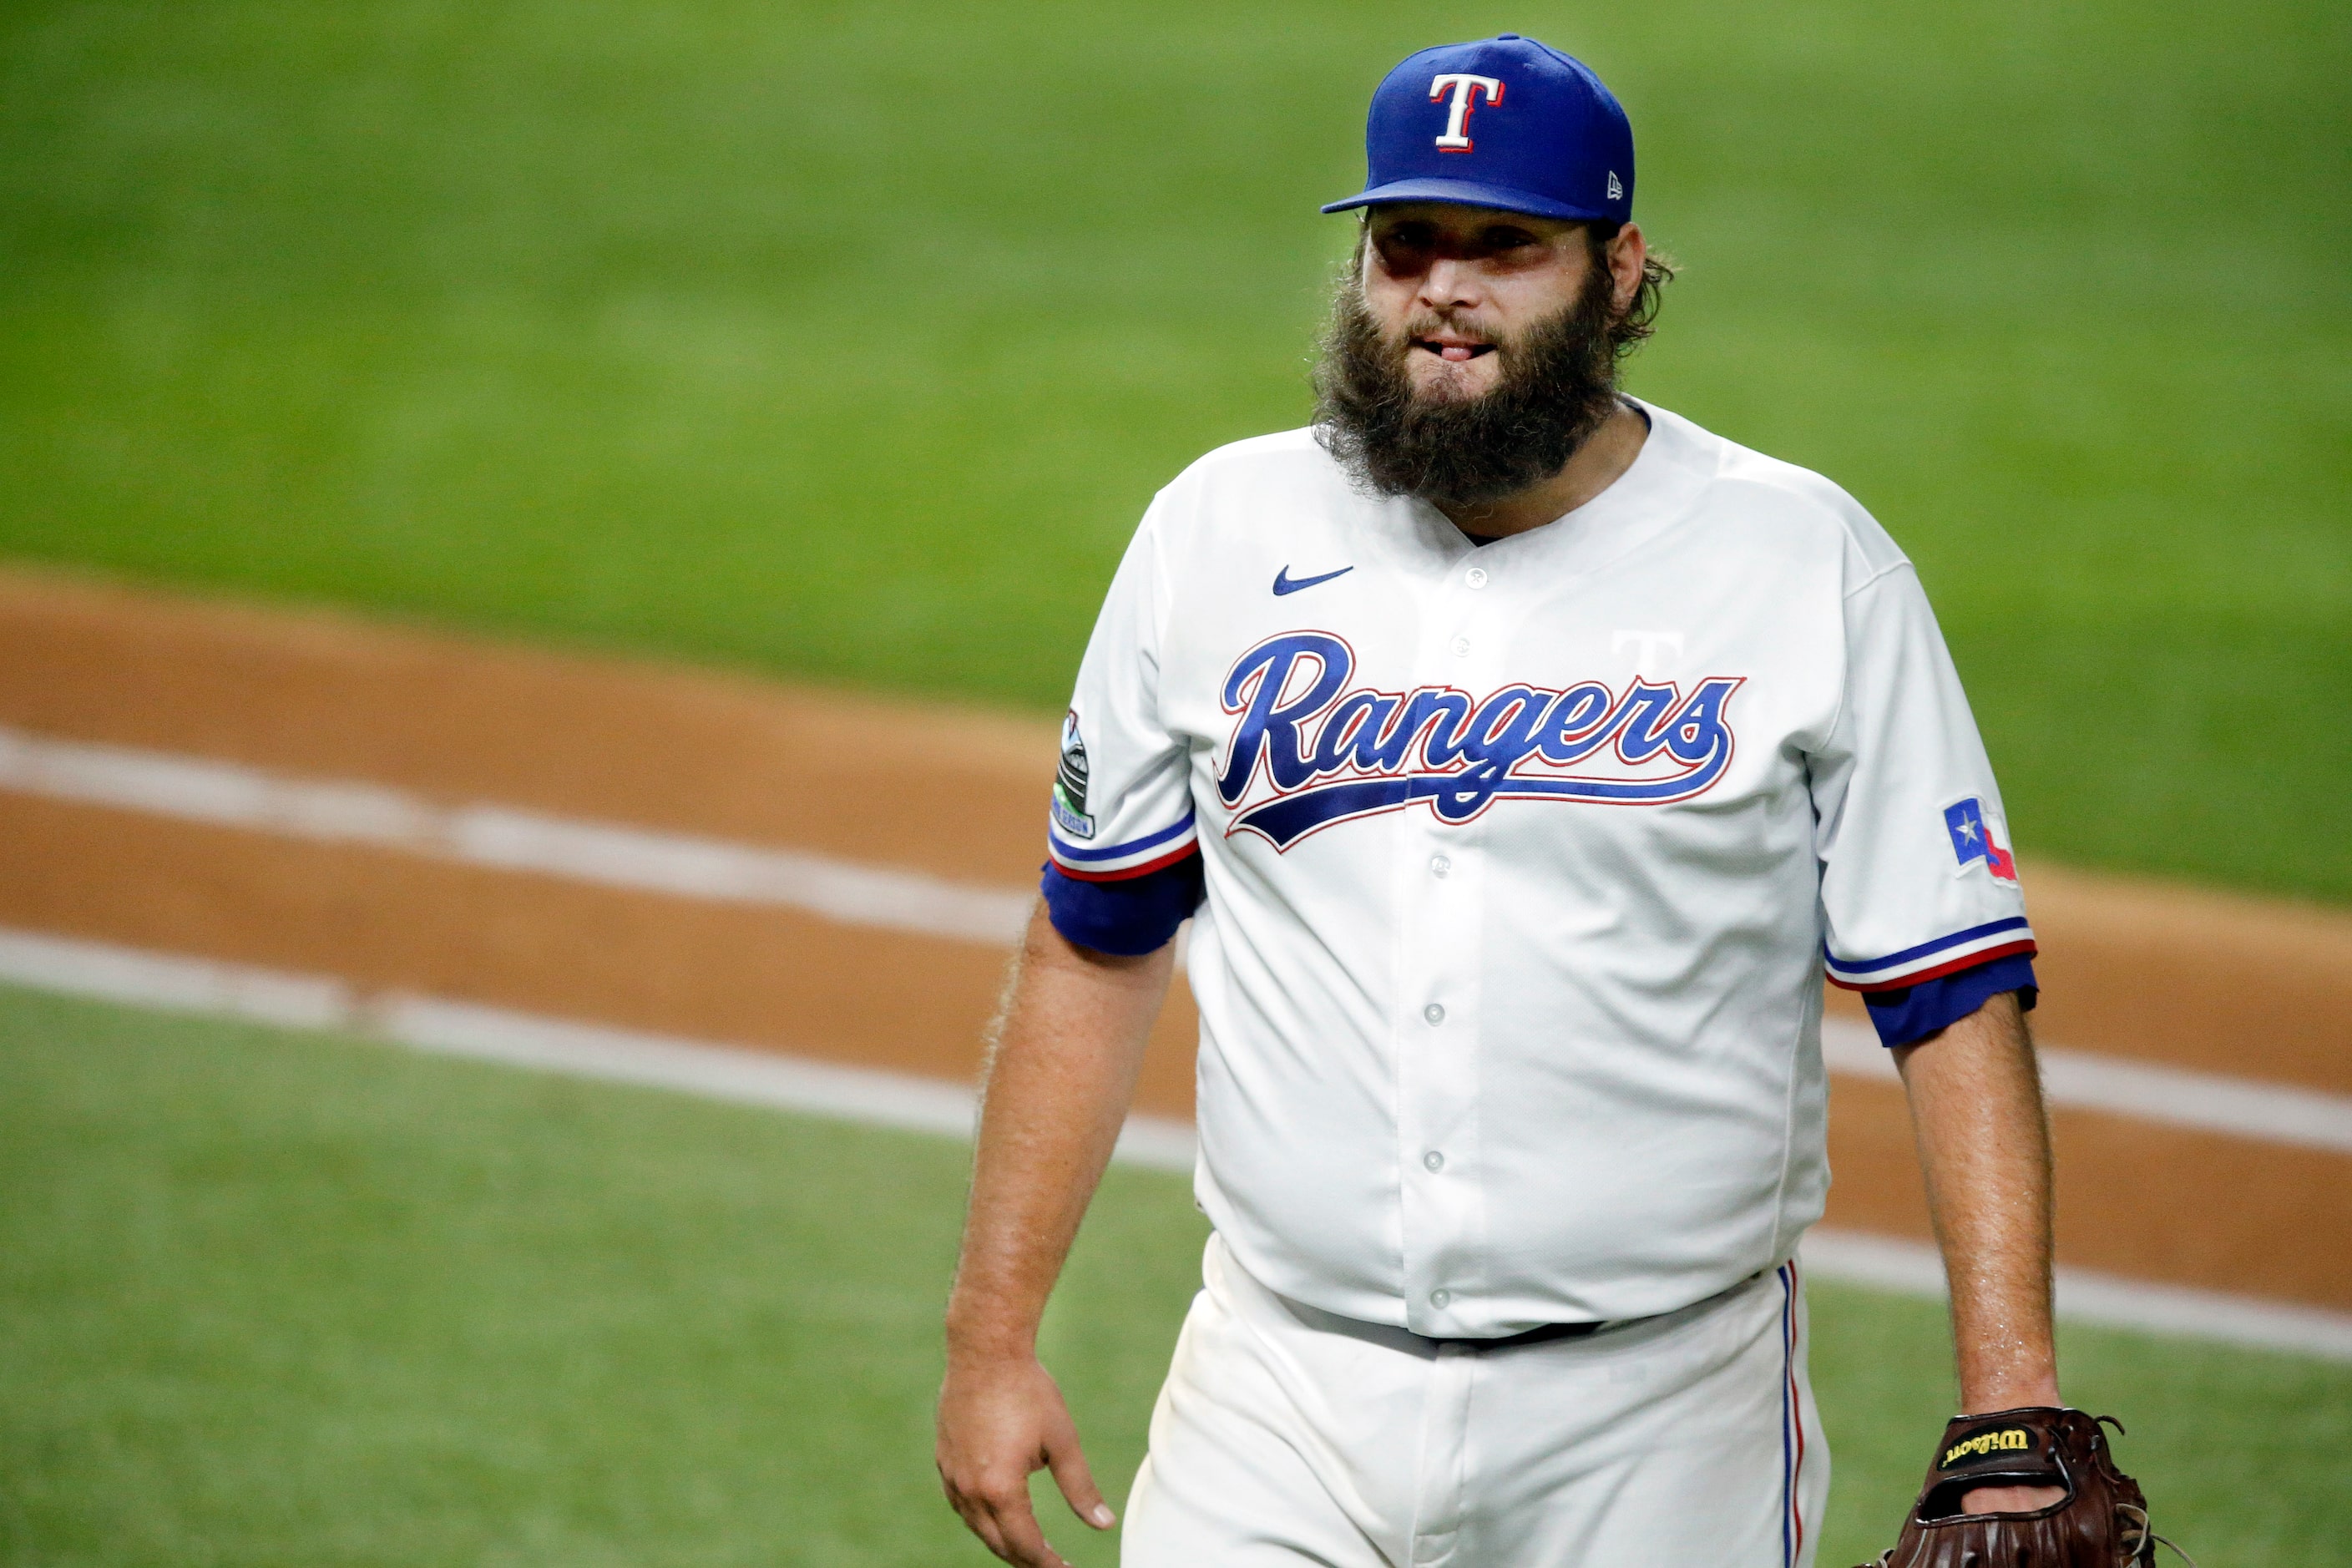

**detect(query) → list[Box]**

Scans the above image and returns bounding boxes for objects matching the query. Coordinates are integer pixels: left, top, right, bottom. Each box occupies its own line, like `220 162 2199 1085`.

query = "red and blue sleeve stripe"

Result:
1823 916 2036 991
1828 918 2041 1048
1046 813 1200 883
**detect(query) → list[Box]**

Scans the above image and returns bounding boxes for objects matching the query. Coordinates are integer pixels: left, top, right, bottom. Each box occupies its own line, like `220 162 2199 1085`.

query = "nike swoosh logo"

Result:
1272 564 1354 596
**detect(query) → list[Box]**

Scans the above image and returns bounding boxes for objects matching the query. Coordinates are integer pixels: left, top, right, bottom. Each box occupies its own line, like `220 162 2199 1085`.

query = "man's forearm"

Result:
936 903 1176 1564
1893 990 2061 1413
944 903 1175 1362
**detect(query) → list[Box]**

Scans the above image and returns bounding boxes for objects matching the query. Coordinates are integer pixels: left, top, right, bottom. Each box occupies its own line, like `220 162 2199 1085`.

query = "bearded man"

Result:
937 34 2065 1568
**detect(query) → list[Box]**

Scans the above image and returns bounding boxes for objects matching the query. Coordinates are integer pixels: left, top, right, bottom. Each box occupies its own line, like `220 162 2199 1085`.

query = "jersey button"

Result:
1424 1150 1445 1172
1464 566 1488 589
1429 854 1451 878
1449 635 1472 657
1423 1003 1445 1025
1430 1288 1452 1308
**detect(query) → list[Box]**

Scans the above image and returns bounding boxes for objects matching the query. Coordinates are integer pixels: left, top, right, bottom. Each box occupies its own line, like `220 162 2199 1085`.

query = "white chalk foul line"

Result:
0 926 1196 1171
3 722 2349 1154
0 924 2347 1361
379 993 1199 1171
0 725 1033 947
1795 1230 2352 1362
1818 1015 2352 1156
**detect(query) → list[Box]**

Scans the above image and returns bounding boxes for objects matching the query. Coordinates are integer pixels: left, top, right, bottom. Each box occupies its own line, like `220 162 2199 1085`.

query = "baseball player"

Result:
937 34 2097 1567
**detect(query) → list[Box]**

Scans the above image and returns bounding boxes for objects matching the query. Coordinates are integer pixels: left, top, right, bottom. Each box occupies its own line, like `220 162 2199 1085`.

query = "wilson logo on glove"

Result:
1941 1427 2034 1468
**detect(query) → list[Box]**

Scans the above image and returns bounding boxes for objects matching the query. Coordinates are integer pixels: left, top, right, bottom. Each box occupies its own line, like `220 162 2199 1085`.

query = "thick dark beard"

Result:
1313 264 1624 511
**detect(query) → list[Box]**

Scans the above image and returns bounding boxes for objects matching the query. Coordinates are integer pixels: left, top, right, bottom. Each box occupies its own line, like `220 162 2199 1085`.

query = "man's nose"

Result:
1419 257 1481 311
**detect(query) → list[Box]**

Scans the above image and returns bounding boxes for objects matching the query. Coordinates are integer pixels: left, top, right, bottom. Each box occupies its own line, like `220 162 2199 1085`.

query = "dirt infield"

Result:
3 564 2348 1308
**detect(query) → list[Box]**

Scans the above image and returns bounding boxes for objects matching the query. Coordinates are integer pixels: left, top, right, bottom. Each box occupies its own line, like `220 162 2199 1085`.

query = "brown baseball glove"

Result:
1856 1407 2190 1568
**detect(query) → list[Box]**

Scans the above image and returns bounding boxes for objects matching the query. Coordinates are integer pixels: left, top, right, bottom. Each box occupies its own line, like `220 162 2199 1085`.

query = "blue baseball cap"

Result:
1323 35 1635 225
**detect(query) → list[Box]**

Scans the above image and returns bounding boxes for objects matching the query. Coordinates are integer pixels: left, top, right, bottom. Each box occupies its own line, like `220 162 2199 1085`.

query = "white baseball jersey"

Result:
1047 399 2034 1334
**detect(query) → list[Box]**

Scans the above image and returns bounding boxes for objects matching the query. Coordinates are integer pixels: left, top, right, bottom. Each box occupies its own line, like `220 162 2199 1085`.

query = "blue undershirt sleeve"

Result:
1039 853 1205 957
1861 953 2039 1049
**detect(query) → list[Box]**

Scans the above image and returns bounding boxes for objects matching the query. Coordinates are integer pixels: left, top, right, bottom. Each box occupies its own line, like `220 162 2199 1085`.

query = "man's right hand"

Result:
936 1353 1115 1567
938 909 1170 1563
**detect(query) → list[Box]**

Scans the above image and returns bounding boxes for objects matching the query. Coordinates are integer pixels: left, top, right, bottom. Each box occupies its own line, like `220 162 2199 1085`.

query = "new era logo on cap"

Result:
1323 34 1636 226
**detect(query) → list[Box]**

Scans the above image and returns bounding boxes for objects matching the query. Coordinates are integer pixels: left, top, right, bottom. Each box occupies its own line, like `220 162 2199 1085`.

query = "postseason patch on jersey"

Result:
1052 710 1096 840
1943 797 2016 882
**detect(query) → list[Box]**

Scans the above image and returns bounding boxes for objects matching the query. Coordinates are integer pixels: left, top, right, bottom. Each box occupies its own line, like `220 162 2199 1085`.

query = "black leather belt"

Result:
1421 1318 1607 1350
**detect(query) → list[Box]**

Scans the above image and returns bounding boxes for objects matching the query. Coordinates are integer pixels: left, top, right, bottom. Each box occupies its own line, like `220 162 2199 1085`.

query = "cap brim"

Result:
1320 177 1612 222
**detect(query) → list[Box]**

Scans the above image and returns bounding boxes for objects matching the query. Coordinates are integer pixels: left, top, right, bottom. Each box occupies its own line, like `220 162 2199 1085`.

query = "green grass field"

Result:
3 984 2349 1565
1 1 2347 900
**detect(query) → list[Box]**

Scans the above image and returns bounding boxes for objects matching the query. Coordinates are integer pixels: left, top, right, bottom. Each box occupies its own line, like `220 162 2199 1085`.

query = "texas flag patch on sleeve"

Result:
1944 797 2017 881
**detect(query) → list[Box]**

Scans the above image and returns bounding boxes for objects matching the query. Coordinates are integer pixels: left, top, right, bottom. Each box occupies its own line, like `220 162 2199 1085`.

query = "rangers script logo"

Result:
1216 632 1743 849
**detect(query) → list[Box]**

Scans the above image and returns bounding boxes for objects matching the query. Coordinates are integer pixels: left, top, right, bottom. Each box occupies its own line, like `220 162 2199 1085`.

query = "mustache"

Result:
1397 312 1500 344
1373 312 1515 366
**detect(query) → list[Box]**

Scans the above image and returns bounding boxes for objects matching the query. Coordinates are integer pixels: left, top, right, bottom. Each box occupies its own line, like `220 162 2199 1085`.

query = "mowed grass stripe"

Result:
3 984 2350 1565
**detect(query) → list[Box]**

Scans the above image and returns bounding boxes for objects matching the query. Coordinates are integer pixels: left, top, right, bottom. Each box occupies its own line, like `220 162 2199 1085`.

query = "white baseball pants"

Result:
1121 1234 1827 1567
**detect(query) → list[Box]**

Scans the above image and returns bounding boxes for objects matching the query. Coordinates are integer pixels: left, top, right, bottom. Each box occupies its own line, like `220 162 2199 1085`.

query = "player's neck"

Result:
1433 399 1649 541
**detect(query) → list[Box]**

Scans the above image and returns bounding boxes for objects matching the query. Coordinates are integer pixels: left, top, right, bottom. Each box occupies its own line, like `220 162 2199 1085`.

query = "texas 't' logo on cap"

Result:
1429 73 1503 152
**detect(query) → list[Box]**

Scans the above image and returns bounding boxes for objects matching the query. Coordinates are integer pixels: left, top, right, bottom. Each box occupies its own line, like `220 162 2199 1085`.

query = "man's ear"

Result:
1607 222 1648 315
